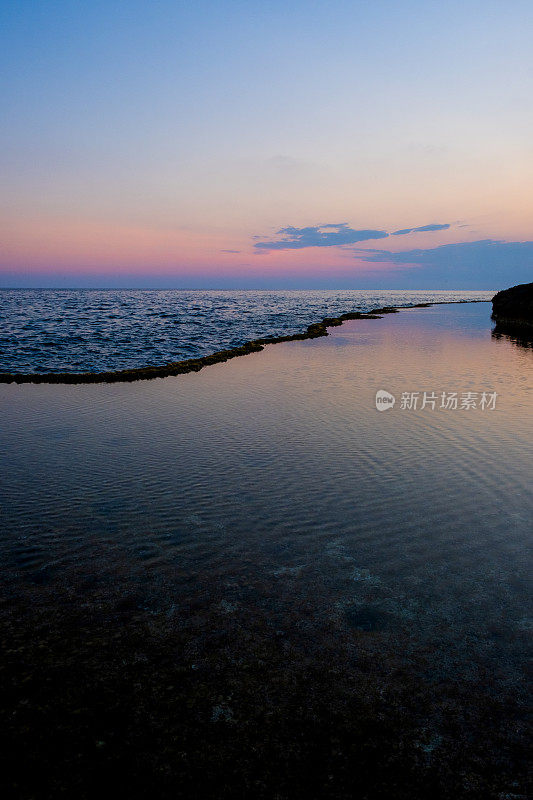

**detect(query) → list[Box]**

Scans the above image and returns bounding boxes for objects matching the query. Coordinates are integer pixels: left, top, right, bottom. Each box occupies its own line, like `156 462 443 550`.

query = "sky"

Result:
1 0 532 289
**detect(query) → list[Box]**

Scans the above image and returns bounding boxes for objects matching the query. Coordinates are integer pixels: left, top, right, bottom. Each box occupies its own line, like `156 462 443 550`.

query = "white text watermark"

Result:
375 390 497 412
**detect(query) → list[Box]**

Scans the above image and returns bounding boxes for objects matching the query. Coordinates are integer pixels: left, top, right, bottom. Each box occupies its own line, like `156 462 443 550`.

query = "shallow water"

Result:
0 288 492 373
0 302 531 798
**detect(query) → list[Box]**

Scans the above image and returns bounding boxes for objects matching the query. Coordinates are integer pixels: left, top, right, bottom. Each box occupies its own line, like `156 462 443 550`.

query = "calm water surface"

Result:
0 302 531 798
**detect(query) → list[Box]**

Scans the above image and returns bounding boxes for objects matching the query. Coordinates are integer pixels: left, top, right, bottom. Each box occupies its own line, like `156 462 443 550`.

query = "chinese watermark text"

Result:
376 389 497 411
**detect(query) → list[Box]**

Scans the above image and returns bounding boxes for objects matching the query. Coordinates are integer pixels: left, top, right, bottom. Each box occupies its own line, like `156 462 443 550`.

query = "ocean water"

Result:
0 301 531 797
0 288 493 373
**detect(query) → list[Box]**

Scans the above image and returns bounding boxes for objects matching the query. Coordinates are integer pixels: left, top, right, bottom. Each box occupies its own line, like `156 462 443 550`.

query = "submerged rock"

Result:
492 282 533 328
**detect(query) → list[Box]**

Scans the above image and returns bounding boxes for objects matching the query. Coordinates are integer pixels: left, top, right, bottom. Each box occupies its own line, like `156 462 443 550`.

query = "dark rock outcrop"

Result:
492 282 533 328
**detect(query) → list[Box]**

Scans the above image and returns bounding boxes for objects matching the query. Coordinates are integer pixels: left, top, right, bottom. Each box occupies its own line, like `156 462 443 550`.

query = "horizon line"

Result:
0 286 498 292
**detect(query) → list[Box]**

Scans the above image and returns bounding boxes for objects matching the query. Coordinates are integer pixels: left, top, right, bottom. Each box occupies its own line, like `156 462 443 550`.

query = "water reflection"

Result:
492 320 533 349
0 302 530 797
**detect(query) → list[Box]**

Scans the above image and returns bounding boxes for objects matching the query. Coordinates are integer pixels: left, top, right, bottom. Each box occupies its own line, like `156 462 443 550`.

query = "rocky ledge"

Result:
492 282 533 328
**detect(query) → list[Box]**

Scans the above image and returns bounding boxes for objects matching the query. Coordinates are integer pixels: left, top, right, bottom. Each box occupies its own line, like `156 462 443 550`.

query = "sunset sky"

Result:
1 0 532 288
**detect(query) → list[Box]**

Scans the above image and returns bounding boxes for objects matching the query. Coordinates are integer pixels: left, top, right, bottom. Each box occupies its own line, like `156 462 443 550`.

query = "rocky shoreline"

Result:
0 300 489 385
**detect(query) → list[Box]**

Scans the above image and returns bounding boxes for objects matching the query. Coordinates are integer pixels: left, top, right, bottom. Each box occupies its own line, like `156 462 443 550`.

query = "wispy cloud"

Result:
254 223 388 251
391 223 450 236
254 222 451 251
220 249 241 253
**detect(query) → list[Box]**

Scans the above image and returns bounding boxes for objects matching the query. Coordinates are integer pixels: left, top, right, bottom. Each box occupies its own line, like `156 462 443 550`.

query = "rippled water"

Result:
0 288 493 373
4 302 529 666
0 302 531 797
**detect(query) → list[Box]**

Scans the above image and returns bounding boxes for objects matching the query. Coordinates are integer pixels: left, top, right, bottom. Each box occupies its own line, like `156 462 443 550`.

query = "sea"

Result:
0 288 493 373
0 300 531 796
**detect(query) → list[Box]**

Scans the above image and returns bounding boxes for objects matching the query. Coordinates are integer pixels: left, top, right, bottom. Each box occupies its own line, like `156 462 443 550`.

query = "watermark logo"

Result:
375 389 396 411
375 389 497 411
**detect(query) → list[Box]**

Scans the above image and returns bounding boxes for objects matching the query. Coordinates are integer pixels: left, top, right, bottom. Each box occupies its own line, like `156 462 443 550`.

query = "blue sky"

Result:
1 0 532 287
